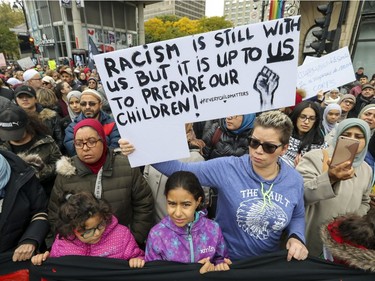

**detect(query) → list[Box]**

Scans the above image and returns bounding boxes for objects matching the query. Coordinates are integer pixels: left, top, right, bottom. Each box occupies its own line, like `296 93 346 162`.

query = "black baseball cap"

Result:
0 105 28 141
14 85 36 98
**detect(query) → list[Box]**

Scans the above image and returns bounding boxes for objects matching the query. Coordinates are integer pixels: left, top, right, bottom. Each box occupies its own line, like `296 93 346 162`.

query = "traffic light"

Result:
310 2 334 56
28 37 34 49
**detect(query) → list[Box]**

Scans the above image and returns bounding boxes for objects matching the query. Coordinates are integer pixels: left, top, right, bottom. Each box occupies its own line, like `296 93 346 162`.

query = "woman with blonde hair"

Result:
36 88 60 112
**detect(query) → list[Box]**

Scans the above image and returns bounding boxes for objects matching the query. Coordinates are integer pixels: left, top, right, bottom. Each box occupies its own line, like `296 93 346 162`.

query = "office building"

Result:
144 0 205 20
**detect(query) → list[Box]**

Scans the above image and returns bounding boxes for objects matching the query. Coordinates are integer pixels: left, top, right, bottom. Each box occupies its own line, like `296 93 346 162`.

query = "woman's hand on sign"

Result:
119 139 135 156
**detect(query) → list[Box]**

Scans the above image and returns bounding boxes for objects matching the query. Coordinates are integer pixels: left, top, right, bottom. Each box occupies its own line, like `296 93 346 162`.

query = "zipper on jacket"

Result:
187 212 200 263
187 223 194 263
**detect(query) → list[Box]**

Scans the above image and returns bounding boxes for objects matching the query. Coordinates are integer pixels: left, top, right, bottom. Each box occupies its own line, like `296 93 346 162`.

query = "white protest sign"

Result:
302 55 319 65
0 53 6 67
17 57 35 70
297 47 355 99
94 16 301 167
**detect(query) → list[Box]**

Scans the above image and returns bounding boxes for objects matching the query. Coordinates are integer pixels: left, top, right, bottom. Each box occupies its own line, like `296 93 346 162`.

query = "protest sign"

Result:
0 53 6 67
17 57 35 70
302 55 319 65
94 16 301 167
297 47 355 99
48 59 57 70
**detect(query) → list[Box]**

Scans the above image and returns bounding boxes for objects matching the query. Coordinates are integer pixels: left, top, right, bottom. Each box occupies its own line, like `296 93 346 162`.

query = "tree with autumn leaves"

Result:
0 3 25 59
145 16 233 44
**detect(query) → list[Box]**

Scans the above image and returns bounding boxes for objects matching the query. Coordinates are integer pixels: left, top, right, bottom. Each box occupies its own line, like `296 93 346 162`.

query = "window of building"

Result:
353 19 375 76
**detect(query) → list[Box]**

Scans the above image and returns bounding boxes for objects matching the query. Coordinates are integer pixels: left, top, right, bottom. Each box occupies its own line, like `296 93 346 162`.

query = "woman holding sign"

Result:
296 119 372 257
120 110 308 261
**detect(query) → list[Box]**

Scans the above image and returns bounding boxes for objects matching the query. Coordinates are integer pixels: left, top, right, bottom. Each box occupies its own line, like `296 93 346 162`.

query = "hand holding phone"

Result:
329 136 359 168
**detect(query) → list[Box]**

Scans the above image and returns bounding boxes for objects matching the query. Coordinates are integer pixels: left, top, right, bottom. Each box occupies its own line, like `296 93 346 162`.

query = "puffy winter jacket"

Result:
145 210 228 264
0 150 49 253
50 216 144 260
49 149 154 246
202 117 253 160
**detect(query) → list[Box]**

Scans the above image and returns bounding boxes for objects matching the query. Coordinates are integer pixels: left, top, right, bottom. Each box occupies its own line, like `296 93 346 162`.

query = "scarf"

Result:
67 90 82 121
73 119 108 174
228 113 256 134
0 154 11 198
322 104 341 135
333 118 370 168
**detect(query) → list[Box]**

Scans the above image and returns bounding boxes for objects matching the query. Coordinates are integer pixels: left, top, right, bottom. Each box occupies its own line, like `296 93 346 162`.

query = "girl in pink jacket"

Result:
32 191 144 268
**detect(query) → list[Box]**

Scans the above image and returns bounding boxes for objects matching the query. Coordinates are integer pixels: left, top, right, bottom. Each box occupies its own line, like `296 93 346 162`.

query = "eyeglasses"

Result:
30 77 42 81
79 221 106 239
80 101 99 107
249 137 283 154
298 114 316 122
74 138 102 149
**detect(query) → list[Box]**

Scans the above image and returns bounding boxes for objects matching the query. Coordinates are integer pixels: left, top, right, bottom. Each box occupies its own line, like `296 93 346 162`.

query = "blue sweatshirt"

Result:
153 154 305 261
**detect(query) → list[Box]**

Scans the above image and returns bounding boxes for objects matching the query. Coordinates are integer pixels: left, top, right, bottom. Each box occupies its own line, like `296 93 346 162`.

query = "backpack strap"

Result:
211 127 222 147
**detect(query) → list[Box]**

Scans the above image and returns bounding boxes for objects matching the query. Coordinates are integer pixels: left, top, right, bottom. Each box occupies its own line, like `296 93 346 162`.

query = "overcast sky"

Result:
205 0 224 17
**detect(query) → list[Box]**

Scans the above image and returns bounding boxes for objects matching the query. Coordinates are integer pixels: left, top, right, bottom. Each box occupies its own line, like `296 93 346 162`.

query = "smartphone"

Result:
329 136 359 168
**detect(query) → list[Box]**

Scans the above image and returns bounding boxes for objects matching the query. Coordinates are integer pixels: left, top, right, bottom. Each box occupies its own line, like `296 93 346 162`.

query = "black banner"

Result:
0 251 374 281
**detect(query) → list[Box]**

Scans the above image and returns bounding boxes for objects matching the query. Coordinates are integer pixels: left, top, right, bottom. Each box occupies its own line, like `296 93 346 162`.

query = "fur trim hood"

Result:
17 153 45 171
321 222 375 272
55 156 76 177
38 107 58 122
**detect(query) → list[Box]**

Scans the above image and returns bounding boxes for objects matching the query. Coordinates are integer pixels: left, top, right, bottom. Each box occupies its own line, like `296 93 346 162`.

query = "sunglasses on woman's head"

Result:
248 137 282 154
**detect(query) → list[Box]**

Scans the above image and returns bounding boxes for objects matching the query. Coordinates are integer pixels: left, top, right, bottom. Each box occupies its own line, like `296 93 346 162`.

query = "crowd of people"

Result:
0 61 375 275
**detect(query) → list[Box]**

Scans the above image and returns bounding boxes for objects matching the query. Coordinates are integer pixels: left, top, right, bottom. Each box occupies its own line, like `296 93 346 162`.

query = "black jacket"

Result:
202 118 252 160
0 150 49 253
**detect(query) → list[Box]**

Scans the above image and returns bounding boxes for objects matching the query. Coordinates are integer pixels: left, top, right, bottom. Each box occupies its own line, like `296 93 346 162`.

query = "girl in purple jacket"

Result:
31 191 144 268
145 171 231 273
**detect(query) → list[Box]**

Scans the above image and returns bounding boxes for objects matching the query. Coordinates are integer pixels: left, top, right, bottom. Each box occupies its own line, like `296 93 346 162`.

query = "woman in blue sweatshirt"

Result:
119 110 308 261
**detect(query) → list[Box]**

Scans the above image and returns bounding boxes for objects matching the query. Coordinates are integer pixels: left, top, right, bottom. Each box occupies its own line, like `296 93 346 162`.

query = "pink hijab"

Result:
73 119 108 174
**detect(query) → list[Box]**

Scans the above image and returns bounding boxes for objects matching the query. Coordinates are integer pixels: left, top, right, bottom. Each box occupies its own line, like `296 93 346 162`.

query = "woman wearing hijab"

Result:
202 113 256 160
321 103 342 136
296 119 373 257
48 119 154 247
60 90 82 132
